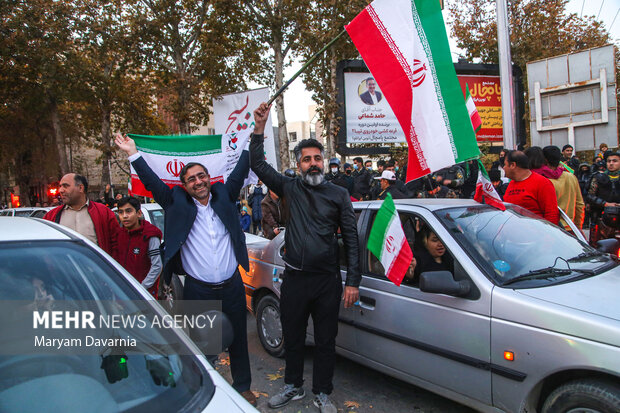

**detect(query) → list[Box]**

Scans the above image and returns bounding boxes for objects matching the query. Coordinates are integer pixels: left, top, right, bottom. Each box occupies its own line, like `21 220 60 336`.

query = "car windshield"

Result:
436 205 615 287
0 241 213 412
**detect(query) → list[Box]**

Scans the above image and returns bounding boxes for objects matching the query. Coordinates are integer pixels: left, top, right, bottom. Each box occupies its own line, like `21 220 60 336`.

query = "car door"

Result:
352 205 493 405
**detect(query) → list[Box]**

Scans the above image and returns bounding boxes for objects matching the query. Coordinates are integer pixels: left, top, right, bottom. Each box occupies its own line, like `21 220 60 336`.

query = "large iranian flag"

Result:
346 0 479 182
367 193 413 286
128 129 253 197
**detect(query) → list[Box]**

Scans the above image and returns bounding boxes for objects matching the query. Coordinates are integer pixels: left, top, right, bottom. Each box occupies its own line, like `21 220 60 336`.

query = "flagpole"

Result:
267 29 347 106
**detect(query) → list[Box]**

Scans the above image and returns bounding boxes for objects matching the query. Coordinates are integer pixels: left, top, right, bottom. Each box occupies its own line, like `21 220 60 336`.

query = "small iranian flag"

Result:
367 193 413 286
473 160 506 211
465 83 482 133
346 0 480 183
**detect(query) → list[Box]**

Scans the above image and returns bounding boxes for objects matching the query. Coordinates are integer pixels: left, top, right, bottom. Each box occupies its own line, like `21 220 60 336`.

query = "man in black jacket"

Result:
251 103 359 413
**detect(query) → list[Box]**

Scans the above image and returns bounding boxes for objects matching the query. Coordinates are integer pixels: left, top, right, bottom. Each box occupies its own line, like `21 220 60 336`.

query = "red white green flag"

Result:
367 193 413 286
465 83 482 133
127 129 253 197
473 160 506 211
345 0 479 183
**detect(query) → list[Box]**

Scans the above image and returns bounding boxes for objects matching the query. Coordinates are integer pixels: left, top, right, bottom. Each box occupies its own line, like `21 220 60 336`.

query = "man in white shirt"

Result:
115 134 256 406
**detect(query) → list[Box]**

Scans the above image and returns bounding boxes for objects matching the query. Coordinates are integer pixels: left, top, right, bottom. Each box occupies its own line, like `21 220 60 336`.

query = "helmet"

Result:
602 205 620 229
329 158 340 166
284 169 296 178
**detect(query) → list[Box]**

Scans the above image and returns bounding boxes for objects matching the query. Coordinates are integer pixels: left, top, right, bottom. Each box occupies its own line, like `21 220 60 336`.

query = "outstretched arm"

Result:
114 134 173 208
249 103 288 197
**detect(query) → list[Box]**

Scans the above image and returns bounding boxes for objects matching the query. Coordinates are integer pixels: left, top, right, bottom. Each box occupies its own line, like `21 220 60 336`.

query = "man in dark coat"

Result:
114 133 257 406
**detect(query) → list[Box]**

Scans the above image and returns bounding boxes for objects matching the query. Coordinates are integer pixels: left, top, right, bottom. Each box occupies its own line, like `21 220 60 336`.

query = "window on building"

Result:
289 132 297 142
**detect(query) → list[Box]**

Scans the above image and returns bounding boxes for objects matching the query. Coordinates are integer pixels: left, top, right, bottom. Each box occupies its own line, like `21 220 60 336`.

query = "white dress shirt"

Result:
181 197 238 283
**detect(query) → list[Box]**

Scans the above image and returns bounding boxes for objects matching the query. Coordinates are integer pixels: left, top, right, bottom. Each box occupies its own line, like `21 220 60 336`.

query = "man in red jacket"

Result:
116 196 163 298
503 150 559 224
43 173 119 256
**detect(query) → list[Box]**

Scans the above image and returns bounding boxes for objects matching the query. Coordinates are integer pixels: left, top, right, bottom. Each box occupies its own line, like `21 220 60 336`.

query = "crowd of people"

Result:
19 98 616 412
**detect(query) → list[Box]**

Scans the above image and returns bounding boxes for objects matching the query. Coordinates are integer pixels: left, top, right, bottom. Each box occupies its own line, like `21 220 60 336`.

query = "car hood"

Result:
493 267 620 347
515 266 620 322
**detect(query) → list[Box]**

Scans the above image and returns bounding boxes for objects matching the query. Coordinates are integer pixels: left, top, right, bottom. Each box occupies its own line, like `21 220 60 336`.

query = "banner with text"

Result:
457 75 503 142
213 87 278 170
345 72 406 144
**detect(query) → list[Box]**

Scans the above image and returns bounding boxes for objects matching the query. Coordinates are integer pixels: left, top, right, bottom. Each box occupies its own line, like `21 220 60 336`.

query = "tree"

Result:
297 0 370 159
448 0 612 142
129 0 261 135
73 0 167 189
242 0 312 168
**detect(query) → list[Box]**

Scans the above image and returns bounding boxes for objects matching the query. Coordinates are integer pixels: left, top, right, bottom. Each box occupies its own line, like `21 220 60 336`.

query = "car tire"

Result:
158 274 183 313
256 294 285 358
542 379 620 413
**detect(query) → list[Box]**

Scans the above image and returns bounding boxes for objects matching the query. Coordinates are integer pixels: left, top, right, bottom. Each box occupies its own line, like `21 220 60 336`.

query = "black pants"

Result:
280 268 342 395
183 270 251 393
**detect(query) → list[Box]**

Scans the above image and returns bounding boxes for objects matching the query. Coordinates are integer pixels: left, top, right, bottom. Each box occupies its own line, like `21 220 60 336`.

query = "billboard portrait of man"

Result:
359 77 383 105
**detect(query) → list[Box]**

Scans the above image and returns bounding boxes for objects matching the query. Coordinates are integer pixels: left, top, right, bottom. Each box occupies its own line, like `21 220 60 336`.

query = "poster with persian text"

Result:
457 75 503 142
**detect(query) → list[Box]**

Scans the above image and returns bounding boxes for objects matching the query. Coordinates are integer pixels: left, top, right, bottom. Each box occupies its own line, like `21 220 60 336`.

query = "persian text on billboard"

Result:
345 72 406 144
457 75 503 142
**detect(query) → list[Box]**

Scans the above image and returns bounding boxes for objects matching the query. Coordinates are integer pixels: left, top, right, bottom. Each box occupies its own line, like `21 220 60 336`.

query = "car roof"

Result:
353 198 483 211
0 217 74 242
140 203 162 211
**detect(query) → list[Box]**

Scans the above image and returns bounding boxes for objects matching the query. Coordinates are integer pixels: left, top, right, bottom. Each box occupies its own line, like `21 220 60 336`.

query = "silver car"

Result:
241 199 620 413
0 217 256 412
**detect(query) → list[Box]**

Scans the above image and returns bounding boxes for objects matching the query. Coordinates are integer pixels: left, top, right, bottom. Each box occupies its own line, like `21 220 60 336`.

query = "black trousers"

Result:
280 268 342 395
183 270 251 393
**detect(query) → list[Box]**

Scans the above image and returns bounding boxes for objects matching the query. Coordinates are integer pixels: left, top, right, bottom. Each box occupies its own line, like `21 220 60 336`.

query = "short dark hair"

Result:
488 169 501 182
353 157 363 164
117 196 141 212
505 150 530 169
543 146 563 168
377 160 386 168
74 174 88 193
365 77 375 84
179 162 209 184
606 151 620 161
562 144 573 152
365 160 372 165
524 146 545 169
385 160 395 168
293 139 324 163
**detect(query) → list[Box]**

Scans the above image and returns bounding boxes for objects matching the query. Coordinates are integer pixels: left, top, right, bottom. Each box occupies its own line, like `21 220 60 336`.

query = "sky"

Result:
271 0 620 122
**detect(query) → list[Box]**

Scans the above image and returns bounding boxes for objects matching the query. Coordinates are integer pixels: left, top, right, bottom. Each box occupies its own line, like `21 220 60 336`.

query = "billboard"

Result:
527 44 617 151
344 72 406 144
457 75 503 142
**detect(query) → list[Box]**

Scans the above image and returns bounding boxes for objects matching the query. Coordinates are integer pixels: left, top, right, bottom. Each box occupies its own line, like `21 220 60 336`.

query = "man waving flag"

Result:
346 0 479 182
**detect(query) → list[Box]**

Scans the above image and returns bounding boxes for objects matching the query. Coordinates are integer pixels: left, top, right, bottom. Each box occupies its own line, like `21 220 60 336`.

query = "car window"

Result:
366 211 456 288
30 210 47 218
146 208 165 236
435 205 615 287
14 210 33 217
0 241 213 411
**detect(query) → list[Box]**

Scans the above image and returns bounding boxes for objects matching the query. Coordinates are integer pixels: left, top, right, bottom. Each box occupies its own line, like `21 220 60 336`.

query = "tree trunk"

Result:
50 99 69 175
326 53 338 158
274 44 290 169
100 106 112 192
177 76 192 135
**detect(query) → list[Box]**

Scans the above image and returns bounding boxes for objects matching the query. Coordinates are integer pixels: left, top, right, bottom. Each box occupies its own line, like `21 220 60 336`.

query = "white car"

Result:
0 217 256 412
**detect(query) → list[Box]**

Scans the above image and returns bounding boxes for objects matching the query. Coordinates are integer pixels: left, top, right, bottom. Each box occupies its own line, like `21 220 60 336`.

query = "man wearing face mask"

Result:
325 158 353 194
492 149 510 183
250 103 360 413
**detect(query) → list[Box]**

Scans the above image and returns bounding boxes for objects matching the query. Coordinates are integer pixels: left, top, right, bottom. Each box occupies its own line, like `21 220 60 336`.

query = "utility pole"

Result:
496 0 517 149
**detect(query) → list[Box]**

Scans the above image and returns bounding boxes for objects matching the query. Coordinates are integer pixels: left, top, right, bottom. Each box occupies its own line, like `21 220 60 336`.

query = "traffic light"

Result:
47 182 59 198
10 193 20 208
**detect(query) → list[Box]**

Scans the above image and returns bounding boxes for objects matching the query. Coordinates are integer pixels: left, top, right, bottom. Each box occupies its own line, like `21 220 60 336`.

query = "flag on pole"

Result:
345 0 479 183
473 160 506 211
465 83 482 133
367 193 413 286
127 129 253 197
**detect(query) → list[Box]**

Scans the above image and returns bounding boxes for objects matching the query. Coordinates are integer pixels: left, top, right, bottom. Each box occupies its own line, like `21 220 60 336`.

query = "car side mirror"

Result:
596 238 619 255
419 271 470 297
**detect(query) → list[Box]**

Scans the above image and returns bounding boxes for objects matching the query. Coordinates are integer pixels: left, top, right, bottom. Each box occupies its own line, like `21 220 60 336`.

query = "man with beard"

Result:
250 103 360 413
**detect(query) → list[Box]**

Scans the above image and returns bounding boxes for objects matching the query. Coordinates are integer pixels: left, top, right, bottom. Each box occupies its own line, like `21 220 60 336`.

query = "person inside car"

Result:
404 227 453 284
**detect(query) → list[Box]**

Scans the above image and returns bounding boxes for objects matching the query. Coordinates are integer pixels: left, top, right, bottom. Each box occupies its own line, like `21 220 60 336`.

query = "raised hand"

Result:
114 133 138 156
253 102 271 135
